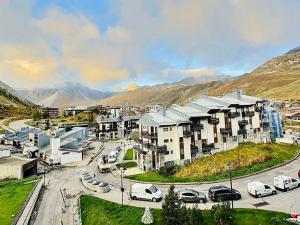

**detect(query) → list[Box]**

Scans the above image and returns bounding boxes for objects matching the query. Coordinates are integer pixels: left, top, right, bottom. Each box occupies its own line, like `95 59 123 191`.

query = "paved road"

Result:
0 119 15 132
9 119 32 131
33 140 300 225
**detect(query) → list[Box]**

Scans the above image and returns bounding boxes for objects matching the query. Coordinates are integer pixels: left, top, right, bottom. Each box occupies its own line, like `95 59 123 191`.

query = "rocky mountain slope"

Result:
17 82 114 108
209 47 300 100
0 81 35 119
98 81 221 106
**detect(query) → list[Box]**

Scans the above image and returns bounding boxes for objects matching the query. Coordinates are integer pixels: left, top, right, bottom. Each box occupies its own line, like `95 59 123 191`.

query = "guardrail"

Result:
12 179 43 225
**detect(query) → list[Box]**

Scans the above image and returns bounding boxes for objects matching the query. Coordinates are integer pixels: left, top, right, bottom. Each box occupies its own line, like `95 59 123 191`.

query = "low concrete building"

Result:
0 157 37 179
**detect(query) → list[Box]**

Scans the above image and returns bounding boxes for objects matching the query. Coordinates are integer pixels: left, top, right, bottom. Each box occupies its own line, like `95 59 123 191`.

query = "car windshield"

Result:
149 185 158 193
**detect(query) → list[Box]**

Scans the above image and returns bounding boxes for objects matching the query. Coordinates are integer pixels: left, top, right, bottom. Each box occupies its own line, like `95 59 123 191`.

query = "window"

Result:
170 150 173 154
145 189 152 194
163 128 168 132
164 139 169 143
170 127 172 131
170 139 173 142
180 148 184 160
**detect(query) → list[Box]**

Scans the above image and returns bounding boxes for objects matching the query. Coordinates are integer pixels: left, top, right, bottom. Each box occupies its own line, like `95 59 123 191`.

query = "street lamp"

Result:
227 162 234 209
120 167 127 206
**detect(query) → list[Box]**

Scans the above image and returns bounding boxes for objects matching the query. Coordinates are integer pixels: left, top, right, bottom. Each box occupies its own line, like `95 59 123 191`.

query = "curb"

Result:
122 149 300 186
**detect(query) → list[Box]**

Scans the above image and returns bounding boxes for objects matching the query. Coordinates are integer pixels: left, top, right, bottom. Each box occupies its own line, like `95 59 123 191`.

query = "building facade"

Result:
136 90 280 171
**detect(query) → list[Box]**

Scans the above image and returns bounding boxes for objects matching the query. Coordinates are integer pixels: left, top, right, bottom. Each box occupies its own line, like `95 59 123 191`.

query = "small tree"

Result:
187 206 203 225
160 185 184 225
210 201 232 225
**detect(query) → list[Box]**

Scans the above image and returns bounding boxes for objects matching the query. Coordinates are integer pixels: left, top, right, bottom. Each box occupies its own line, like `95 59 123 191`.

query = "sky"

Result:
0 0 300 92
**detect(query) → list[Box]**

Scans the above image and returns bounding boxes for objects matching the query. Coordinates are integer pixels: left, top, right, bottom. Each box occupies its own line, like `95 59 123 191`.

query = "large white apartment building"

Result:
136 90 276 171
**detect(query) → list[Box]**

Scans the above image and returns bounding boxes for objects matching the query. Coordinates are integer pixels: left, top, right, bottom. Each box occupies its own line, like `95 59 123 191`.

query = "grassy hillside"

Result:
209 51 300 100
0 178 37 225
127 143 298 183
80 195 292 225
98 81 221 106
0 84 35 119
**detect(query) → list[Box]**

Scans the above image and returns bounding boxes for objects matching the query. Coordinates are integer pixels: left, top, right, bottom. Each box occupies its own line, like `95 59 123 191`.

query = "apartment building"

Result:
136 90 278 171
136 110 192 171
96 115 140 140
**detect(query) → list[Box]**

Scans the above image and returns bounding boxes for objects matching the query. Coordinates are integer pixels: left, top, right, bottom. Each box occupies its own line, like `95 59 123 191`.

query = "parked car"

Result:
208 186 241 202
247 181 276 197
99 182 111 193
92 179 102 185
273 175 300 191
86 178 95 183
115 147 122 152
82 175 92 181
298 169 300 179
108 151 118 163
178 189 207 203
130 183 163 202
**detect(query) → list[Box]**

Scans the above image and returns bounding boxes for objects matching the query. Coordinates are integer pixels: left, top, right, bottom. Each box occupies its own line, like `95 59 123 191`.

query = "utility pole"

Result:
120 167 126 206
227 163 234 209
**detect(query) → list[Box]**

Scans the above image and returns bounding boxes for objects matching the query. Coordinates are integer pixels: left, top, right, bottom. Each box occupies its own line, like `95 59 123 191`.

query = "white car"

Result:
273 175 300 191
247 181 276 197
130 183 163 202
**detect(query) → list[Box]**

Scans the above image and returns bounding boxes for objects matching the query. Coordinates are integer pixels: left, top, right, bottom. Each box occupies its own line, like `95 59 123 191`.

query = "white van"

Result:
130 183 163 202
273 175 300 191
247 181 276 197
108 152 117 163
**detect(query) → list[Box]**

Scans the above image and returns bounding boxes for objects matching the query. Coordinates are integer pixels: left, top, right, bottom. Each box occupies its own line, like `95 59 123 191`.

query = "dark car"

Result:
208 186 241 202
298 169 300 179
178 189 207 203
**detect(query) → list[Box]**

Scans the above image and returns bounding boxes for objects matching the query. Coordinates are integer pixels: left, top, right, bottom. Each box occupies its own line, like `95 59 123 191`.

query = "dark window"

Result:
163 128 168 132
164 139 169 143
145 189 152 194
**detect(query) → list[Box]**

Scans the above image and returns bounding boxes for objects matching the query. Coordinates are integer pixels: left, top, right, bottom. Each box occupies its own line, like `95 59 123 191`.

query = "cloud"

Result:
114 85 123 92
0 0 300 89
124 82 139 91
162 67 218 78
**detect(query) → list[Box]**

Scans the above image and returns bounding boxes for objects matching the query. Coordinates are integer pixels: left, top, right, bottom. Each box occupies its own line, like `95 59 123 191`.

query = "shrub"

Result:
158 163 179 176
210 201 232 225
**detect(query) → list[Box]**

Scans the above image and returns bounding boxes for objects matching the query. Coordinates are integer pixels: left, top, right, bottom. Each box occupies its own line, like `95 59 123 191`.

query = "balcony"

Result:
183 130 192 138
208 117 220 125
242 111 255 117
220 127 232 135
202 143 214 153
238 129 247 135
157 145 168 154
191 145 199 156
255 106 262 112
150 132 158 139
192 124 204 131
238 120 249 126
228 112 240 118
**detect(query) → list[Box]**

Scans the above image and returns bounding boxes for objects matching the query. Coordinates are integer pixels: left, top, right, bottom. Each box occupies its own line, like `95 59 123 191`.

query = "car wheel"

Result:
272 190 276 195
132 196 137 200
257 194 262 198
152 198 157 202
286 187 290 192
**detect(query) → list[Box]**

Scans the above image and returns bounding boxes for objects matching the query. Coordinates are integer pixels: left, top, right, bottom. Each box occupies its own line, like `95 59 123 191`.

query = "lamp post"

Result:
227 163 234 209
120 167 126 206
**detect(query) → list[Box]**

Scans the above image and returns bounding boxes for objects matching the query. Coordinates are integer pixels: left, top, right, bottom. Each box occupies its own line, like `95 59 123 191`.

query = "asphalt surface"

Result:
33 139 300 225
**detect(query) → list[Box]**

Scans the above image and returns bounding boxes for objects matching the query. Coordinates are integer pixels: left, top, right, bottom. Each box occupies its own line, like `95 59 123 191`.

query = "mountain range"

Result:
1 46 300 110
209 47 300 99
17 82 114 108
97 46 300 105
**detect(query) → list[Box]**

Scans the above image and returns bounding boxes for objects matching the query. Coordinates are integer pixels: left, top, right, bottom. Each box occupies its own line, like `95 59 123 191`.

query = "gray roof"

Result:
170 105 210 119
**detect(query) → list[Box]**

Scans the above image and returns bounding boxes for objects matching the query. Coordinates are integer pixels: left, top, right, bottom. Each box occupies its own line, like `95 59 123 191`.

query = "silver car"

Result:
178 189 207 203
